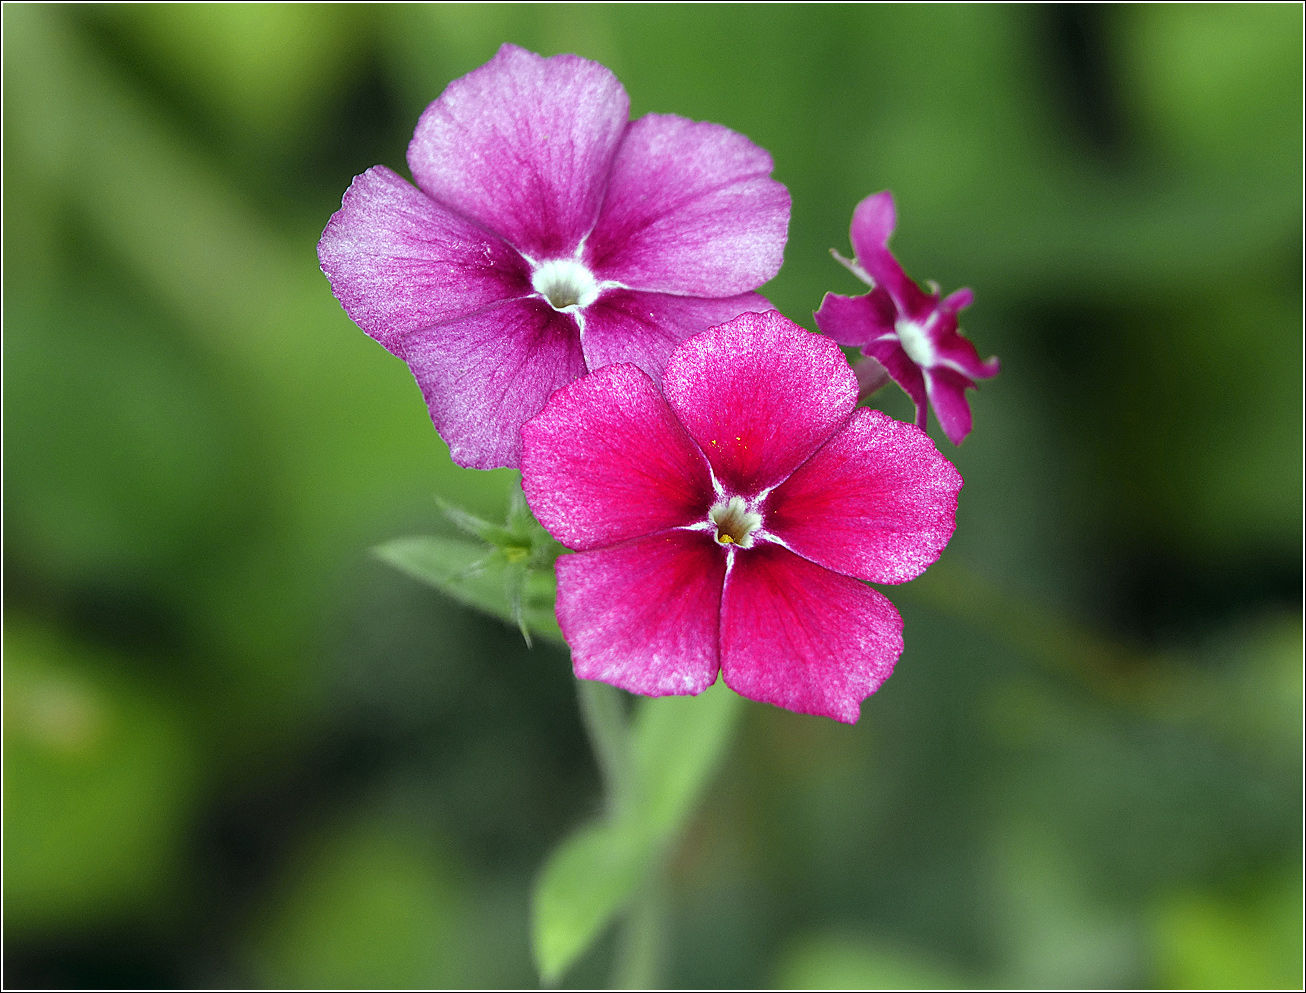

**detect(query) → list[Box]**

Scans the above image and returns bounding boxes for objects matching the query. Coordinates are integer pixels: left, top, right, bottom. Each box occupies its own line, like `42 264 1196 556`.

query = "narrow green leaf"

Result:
531 820 649 984
576 679 633 815
630 677 744 836
505 484 534 535
530 679 745 983
435 497 522 551
375 536 564 645
502 559 532 648
610 875 668 991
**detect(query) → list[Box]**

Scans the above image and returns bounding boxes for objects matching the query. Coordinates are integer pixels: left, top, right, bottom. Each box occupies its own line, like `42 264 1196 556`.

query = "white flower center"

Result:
895 317 936 367
532 259 600 311
709 496 762 549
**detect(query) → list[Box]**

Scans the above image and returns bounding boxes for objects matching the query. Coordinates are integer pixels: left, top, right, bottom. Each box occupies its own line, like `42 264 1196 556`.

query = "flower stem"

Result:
575 678 633 816
575 680 670 989
610 875 667 990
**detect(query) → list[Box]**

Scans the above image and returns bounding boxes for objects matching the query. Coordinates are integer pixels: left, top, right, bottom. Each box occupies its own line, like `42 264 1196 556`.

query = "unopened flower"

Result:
814 191 998 445
318 44 790 469
521 311 961 724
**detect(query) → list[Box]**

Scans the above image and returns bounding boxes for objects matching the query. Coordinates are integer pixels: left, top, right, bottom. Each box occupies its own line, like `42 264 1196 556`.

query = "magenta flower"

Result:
814 191 999 446
520 311 962 724
318 44 790 470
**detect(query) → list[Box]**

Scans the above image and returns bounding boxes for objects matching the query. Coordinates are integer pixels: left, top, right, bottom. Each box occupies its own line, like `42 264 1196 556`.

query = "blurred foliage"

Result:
533 681 742 983
243 811 468 989
4 620 198 934
773 933 972 990
3 3 1301 989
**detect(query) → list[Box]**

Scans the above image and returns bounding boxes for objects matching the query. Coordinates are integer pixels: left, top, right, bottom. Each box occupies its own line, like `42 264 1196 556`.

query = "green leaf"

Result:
630 679 744 837
435 497 523 551
532 819 648 985
374 536 564 646
385 488 567 648
530 680 744 982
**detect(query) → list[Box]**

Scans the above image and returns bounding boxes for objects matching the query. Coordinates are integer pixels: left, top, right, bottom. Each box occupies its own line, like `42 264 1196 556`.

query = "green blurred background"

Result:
4 3 1301 988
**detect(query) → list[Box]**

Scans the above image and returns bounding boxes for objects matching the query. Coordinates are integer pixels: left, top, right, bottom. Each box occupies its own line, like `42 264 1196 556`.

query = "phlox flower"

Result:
318 44 790 469
814 191 999 445
521 311 962 724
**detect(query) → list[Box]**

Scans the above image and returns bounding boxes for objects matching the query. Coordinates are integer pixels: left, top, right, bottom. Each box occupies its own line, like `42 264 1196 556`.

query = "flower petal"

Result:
586 114 789 296
401 298 585 470
720 544 903 724
813 289 897 349
557 532 725 696
521 362 714 550
941 287 974 313
925 366 979 446
579 289 771 384
852 355 892 398
932 323 1001 382
764 408 961 584
863 338 929 430
848 191 934 322
662 311 857 495
407 44 630 258
317 166 531 351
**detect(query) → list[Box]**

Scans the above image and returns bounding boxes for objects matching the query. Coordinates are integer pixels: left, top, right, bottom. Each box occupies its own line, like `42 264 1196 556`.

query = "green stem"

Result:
610 874 668 990
576 678 634 817
575 680 670 989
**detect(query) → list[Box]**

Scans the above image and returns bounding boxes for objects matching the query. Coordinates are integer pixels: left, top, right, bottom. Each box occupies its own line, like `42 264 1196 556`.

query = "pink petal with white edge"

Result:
318 166 531 352
587 114 790 296
933 326 1001 382
521 363 714 551
813 290 897 349
863 338 929 430
407 44 629 258
721 543 903 724
926 366 979 446
401 298 585 470
848 191 934 322
765 408 961 585
579 289 771 384
557 532 725 696
662 312 857 495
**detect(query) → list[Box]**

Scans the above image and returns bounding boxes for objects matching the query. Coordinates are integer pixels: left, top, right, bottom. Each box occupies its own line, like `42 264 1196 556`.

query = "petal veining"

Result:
318 166 530 352
407 44 630 258
401 297 584 470
521 362 714 550
662 312 857 495
587 114 790 296
557 532 725 697
721 543 903 724
579 289 771 384
765 408 962 584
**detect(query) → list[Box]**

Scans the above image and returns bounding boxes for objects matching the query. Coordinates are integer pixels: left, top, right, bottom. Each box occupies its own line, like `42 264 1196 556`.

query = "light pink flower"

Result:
814 191 999 445
318 44 789 470
521 311 962 724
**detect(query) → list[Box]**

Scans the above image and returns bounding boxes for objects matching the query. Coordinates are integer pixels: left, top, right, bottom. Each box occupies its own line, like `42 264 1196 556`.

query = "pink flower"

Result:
521 311 962 724
318 44 790 470
814 191 999 446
